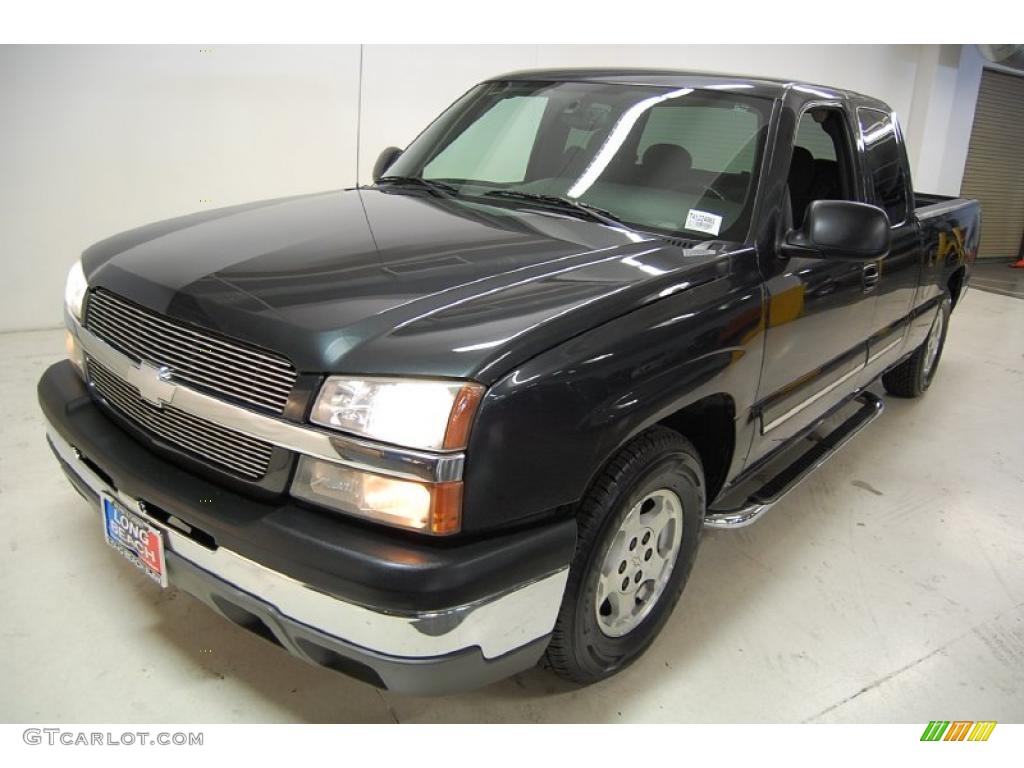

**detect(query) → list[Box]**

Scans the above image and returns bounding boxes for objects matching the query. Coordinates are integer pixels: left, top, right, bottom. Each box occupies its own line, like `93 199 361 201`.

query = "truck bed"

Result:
914 192 979 224
915 191 960 209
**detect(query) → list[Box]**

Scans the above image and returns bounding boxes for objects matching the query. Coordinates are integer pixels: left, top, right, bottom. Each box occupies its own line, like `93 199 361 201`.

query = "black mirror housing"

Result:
785 200 891 259
372 147 404 183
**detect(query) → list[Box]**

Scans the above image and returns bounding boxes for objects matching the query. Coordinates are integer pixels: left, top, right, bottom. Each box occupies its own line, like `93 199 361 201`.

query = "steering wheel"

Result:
697 184 726 202
678 181 726 201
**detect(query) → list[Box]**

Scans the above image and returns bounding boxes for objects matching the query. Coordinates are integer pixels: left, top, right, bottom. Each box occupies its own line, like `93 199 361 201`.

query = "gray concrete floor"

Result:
1 287 1022 723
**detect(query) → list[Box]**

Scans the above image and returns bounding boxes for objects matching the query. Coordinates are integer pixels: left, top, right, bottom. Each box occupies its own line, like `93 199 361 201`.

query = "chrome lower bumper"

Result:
47 424 568 691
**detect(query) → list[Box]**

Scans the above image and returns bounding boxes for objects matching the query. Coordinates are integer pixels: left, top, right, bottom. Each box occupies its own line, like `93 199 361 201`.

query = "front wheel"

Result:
882 293 951 398
545 427 704 684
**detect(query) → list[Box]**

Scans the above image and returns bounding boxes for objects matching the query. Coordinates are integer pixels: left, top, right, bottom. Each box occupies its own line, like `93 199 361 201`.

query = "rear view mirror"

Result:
784 200 890 259
372 147 404 182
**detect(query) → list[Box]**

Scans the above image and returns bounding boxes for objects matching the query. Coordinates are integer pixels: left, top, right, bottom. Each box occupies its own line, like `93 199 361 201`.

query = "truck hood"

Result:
83 188 735 383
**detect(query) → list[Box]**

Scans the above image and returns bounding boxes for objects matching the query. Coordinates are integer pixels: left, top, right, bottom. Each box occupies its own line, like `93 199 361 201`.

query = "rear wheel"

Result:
882 293 951 398
545 426 704 684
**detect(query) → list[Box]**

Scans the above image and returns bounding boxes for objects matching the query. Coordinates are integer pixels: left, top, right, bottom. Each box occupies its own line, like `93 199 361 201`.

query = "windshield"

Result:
385 80 772 240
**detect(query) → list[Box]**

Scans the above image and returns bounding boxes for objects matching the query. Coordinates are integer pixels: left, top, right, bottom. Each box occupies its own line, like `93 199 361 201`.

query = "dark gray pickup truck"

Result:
40 69 979 694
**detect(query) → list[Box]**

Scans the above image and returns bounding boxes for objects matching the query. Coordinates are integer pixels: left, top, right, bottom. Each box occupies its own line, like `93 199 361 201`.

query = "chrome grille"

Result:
84 289 297 413
87 357 274 480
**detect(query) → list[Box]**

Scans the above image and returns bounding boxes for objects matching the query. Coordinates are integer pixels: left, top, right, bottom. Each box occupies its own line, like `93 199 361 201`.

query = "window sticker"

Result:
684 209 723 236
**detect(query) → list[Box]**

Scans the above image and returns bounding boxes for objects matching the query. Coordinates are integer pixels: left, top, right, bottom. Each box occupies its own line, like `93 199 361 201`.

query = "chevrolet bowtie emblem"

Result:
136 361 176 408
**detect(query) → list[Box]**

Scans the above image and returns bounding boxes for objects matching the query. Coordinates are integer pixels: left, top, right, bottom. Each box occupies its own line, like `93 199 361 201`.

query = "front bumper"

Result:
40 361 574 694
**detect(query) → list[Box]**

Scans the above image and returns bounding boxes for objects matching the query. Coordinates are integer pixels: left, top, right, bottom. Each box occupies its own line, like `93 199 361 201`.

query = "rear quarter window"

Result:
857 108 909 225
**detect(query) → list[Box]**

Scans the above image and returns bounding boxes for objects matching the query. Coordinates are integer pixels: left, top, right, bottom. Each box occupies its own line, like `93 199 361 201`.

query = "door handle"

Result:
862 263 879 293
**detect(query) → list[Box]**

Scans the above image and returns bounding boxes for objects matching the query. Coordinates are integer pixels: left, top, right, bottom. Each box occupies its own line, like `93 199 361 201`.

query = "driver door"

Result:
748 103 876 464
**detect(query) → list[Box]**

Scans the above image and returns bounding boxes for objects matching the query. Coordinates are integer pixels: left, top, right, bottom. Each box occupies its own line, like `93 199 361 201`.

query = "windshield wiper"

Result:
375 176 460 197
481 190 624 228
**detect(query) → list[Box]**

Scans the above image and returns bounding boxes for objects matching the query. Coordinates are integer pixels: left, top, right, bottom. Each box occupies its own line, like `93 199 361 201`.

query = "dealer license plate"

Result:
101 494 168 587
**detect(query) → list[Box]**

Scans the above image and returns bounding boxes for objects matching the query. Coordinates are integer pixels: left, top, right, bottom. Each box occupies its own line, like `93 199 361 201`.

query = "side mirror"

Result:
372 147 403 182
784 200 890 259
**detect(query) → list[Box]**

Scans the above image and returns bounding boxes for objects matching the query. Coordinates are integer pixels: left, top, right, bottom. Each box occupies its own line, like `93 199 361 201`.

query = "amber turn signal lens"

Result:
443 383 485 450
427 481 463 535
65 330 85 377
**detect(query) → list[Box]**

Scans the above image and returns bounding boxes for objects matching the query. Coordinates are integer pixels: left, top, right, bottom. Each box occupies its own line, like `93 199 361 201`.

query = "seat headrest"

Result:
788 146 815 193
641 143 692 173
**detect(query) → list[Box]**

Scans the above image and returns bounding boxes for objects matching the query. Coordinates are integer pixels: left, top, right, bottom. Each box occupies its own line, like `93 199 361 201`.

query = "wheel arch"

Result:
580 392 738 512
656 393 736 503
948 265 966 310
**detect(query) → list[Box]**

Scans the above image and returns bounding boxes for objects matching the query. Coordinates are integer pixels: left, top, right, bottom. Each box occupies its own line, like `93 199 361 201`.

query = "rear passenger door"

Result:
855 107 921 381
749 102 876 464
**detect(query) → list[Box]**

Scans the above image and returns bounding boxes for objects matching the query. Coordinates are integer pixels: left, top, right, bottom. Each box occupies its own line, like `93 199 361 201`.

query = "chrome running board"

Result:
704 391 884 529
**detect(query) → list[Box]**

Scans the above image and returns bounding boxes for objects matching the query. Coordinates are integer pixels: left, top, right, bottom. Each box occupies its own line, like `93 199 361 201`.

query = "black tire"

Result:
882 293 951 398
545 426 704 684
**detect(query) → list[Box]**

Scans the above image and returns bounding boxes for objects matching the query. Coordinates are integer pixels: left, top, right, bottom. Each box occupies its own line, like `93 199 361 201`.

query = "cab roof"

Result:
490 68 886 108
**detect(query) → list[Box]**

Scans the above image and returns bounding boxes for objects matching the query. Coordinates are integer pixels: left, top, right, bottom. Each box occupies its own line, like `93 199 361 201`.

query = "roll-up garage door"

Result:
960 68 1024 259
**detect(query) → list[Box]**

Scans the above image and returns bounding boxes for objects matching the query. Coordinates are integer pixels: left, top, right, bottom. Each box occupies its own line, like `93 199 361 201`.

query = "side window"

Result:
424 96 547 183
562 102 613 150
857 108 908 226
788 107 855 228
794 115 836 161
556 102 614 178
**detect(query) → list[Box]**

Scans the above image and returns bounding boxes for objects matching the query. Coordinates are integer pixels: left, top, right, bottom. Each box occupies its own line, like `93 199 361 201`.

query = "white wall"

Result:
904 44 986 195
0 44 985 332
0 45 359 332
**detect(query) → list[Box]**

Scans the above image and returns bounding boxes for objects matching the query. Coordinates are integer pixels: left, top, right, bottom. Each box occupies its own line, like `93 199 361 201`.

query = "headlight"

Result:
310 376 485 451
64 260 88 378
64 260 88 323
291 456 463 535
